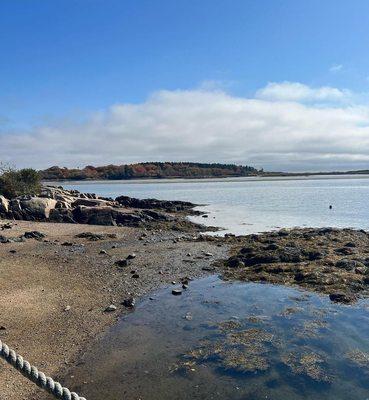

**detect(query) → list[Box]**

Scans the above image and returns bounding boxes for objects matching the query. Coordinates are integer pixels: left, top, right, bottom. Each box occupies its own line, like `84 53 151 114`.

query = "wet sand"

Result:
0 219 230 400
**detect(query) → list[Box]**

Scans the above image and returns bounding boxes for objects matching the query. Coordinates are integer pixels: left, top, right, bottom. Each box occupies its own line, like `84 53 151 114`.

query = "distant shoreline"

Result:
44 172 369 185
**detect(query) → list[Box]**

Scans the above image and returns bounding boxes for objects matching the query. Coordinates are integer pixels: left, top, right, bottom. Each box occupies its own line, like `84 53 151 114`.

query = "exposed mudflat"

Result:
0 219 230 400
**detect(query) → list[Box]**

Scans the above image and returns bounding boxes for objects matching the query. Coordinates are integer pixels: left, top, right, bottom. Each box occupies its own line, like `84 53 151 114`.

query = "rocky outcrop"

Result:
0 185 198 229
115 195 196 212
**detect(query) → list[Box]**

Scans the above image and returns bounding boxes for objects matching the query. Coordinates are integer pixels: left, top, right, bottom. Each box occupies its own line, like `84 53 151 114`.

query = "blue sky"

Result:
1 0 369 170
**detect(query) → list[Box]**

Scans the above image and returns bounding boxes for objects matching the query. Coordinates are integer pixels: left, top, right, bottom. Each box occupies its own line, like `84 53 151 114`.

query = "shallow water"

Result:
57 175 369 235
68 276 369 400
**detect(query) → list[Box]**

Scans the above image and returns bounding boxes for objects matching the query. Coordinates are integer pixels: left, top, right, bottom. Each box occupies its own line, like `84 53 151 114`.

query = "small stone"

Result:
115 259 129 268
64 306 71 312
182 284 188 289
132 273 140 279
99 250 107 255
122 297 135 308
105 304 117 312
172 289 182 296
127 253 136 260
171 281 176 285
204 252 213 257
9 250 16 254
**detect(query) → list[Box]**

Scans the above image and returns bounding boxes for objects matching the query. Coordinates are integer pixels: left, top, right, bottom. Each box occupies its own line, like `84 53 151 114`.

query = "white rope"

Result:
0 339 86 400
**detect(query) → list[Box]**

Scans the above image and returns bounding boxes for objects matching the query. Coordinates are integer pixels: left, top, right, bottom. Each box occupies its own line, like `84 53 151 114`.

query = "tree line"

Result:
40 162 261 181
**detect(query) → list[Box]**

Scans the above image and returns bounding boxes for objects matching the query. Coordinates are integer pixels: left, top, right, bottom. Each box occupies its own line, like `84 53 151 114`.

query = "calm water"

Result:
68 276 369 400
58 175 369 235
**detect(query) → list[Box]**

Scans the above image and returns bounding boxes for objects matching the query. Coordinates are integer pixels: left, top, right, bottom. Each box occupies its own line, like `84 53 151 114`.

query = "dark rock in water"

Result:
122 297 135 308
329 292 357 304
23 231 45 240
172 289 182 295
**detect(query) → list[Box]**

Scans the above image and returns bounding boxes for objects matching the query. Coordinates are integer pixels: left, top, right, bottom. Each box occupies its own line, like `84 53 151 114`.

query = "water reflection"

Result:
68 276 369 400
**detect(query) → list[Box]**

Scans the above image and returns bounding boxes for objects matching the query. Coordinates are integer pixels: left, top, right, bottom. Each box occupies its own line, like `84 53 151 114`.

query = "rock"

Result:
1 222 12 230
9 249 16 254
23 231 45 240
182 284 188 289
0 235 9 244
172 289 182 296
99 250 107 255
105 304 117 312
131 273 140 279
75 232 117 241
202 266 216 271
115 259 129 268
18 197 57 219
335 259 365 271
0 195 9 214
335 247 355 255
64 305 71 312
115 195 195 212
122 297 135 308
72 198 116 208
329 292 357 304
61 242 73 246
227 257 245 268
126 253 136 260
73 206 116 226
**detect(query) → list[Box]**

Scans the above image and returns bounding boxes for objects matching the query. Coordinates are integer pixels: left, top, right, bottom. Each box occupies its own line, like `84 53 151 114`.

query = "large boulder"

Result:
18 197 57 219
0 195 9 214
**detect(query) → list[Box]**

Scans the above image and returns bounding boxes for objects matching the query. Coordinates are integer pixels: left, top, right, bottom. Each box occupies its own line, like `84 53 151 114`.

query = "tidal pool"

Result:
68 276 369 400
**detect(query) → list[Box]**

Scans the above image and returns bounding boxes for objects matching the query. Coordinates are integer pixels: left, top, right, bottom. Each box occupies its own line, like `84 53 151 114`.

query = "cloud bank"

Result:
2 82 369 172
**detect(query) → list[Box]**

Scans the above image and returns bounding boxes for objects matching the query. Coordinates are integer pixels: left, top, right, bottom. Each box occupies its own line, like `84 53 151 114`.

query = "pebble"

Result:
122 297 135 308
127 253 136 260
172 289 182 296
64 306 71 312
99 250 107 255
105 304 117 312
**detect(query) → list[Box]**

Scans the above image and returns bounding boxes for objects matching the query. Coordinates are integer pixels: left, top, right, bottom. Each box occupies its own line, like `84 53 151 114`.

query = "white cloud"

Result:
1 82 369 172
255 81 350 103
330 64 343 73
